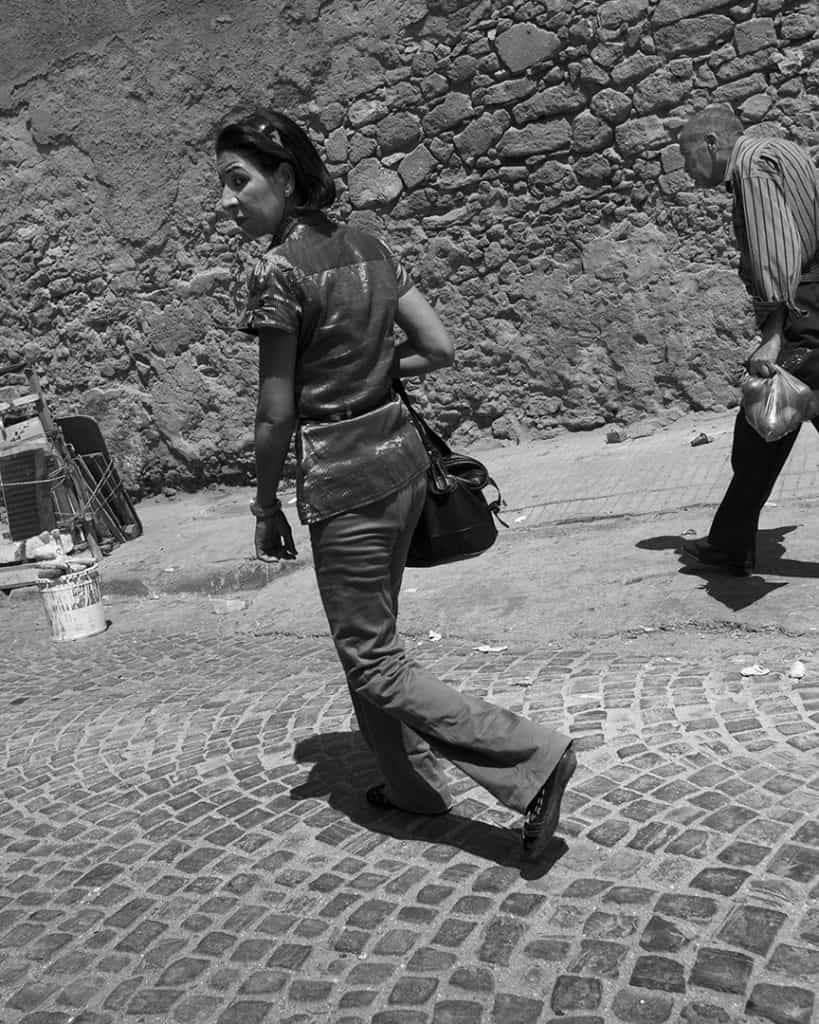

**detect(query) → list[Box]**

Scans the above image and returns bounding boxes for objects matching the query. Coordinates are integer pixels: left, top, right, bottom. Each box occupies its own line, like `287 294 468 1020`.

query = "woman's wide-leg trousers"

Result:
309 472 571 815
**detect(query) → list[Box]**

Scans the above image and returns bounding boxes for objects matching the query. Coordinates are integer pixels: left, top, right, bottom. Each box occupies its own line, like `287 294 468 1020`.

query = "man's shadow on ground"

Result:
636 525 819 611
291 731 567 881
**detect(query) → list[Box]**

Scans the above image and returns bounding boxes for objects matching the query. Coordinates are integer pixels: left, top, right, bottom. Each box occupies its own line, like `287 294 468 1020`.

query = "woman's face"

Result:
217 149 293 239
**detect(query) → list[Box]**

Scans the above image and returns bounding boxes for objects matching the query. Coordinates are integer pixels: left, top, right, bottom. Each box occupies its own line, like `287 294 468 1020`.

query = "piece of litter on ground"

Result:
475 644 508 653
210 597 249 615
741 663 769 676
428 630 442 642
690 432 711 447
788 660 806 679
403 588 418 593
514 514 528 523
764 501 778 508
681 528 697 537
161 566 177 573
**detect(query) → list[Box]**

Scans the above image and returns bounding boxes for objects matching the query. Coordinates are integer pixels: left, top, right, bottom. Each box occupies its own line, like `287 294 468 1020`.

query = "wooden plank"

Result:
0 394 39 415
0 434 50 458
0 563 41 588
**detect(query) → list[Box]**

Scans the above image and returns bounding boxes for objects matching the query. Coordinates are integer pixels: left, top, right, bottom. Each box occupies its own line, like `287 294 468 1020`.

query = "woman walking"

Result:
216 109 575 858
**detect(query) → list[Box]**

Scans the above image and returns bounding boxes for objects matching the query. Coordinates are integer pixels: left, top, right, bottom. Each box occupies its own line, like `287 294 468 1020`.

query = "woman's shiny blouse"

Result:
238 211 428 522
239 211 409 419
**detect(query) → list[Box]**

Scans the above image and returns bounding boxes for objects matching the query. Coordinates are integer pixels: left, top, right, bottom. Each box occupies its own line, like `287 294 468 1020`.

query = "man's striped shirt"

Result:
725 134 819 325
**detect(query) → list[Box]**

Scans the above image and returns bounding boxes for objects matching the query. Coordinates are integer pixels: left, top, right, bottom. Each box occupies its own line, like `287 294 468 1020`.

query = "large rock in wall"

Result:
1 0 818 493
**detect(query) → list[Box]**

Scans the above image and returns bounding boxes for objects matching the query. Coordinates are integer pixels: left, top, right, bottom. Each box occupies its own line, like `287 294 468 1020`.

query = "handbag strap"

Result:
392 378 452 458
394 379 509 528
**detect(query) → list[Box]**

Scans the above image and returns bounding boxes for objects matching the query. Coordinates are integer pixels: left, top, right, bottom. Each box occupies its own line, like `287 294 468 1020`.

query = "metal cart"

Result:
0 361 142 590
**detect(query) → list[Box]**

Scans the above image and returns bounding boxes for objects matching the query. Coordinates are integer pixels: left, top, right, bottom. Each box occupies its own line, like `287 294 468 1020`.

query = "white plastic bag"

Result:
741 366 819 442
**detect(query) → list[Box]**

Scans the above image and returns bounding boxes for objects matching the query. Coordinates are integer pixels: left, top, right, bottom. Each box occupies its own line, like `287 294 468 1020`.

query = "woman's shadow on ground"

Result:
291 731 568 881
636 525 819 611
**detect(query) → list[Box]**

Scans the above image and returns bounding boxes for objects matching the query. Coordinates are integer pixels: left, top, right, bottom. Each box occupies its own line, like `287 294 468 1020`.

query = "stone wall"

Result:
1 0 817 493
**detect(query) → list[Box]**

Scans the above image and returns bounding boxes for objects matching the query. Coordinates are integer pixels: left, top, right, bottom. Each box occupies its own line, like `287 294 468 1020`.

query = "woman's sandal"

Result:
365 784 450 816
522 743 577 857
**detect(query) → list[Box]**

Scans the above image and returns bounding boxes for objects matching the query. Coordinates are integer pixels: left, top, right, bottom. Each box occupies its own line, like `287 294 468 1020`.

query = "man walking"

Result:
679 105 819 576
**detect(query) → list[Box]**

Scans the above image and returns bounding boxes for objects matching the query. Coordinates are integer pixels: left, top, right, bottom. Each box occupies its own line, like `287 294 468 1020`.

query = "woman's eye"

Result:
230 175 247 189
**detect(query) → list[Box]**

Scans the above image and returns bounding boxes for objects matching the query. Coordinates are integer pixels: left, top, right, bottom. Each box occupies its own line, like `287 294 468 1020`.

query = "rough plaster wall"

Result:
1 0 818 494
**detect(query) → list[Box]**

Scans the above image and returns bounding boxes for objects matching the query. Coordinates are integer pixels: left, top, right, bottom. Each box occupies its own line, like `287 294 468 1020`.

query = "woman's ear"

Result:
279 163 296 198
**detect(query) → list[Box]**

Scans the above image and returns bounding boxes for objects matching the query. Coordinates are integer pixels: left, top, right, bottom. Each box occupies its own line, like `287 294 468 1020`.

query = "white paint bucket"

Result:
38 566 106 642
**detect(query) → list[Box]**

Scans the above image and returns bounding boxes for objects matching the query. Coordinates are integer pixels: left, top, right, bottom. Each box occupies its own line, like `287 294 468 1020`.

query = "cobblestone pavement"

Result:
1 600 818 1024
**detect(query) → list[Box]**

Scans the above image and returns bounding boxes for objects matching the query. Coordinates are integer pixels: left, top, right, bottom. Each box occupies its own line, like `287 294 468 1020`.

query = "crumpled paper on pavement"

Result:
740 663 770 676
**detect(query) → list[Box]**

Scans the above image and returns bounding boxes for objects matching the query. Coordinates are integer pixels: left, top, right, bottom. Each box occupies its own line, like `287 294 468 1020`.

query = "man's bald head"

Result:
679 105 743 188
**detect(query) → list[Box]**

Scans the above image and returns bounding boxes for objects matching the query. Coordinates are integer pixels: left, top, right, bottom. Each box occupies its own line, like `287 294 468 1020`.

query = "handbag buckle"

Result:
428 452 458 495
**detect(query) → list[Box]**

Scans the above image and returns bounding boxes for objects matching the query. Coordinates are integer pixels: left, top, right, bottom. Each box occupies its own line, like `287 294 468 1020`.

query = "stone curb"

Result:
102 558 306 597
3 558 305 604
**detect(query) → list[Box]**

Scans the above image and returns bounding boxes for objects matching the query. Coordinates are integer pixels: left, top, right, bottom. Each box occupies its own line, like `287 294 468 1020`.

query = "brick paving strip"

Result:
1 604 818 1023
504 428 819 528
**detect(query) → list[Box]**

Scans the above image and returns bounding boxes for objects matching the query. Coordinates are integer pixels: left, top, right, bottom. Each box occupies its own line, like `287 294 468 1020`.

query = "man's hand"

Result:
254 509 297 561
746 308 785 378
746 337 780 378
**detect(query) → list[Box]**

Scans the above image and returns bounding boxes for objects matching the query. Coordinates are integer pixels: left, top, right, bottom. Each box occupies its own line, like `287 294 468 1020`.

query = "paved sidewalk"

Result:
2 603 818 1023
20 406 813 651
69 408 819 599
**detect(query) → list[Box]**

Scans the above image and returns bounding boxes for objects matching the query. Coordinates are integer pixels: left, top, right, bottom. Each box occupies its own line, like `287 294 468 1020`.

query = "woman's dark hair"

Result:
216 108 336 210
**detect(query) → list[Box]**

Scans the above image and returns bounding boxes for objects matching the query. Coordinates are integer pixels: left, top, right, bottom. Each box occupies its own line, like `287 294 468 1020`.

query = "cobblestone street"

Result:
2 595 818 1024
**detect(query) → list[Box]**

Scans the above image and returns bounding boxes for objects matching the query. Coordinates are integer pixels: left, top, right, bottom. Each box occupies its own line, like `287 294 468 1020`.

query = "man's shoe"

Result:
682 538 755 577
522 744 577 858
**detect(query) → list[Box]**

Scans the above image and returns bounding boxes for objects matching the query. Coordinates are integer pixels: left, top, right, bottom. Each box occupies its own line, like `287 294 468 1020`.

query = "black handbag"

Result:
393 379 506 567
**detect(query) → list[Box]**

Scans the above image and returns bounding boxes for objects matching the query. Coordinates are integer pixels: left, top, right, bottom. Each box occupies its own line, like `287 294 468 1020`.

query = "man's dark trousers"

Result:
709 329 819 561
708 406 818 561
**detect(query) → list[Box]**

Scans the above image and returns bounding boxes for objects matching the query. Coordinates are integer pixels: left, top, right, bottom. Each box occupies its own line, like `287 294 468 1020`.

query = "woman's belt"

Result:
299 391 394 424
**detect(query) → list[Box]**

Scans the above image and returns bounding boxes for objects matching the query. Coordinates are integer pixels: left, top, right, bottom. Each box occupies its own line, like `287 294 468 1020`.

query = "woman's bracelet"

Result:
250 499 282 519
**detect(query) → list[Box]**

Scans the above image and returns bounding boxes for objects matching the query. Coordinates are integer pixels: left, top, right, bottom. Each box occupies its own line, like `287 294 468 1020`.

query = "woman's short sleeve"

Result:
382 242 412 298
238 253 301 336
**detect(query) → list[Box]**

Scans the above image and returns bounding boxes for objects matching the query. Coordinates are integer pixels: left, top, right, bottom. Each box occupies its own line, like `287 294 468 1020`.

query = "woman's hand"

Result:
254 509 297 561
